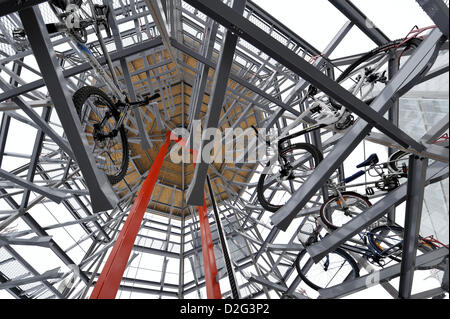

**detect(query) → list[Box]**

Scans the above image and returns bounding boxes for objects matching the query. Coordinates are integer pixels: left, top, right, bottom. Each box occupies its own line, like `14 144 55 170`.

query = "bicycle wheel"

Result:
336 38 423 96
73 86 129 185
257 143 323 212
367 225 404 262
320 192 372 230
388 150 409 177
368 225 439 265
295 248 360 291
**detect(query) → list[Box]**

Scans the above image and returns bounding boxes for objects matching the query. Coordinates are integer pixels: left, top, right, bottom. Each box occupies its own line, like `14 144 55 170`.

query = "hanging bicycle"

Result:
14 0 161 184
319 152 408 230
255 35 429 212
294 219 445 291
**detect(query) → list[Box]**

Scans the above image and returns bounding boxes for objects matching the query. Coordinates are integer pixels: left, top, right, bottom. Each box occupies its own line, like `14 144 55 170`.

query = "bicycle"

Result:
255 36 427 212
319 152 408 230
294 218 447 291
14 0 161 184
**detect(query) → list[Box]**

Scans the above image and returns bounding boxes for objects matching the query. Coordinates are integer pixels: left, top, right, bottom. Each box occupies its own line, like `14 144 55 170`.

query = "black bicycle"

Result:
294 221 444 291
256 37 426 212
319 152 408 230
14 0 161 184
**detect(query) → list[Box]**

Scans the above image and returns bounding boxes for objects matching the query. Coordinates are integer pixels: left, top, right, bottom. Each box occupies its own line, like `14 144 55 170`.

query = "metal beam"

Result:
171 39 301 117
0 0 47 17
399 156 428 299
318 248 449 299
0 189 91 288
145 0 182 81
0 85 74 159
106 0 153 151
187 20 219 128
185 0 247 206
306 160 448 262
284 20 354 104
20 107 51 208
207 175 240 299
90 133 172 299
133 245 179 258
0 38 164 103
197 200 222 299
19 6 119 213
364 132 448 164
248 275 308 299
416 0 449 38
246 0 322 57
420 114 449 145
328 0 391 45
0 168 67 203
185 0 436 154
271 28 443 231
0 235 53 248
234 20 354 167
0 267 61 290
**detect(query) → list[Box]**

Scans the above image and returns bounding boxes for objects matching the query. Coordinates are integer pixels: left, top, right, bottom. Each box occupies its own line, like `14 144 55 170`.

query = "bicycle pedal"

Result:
366 187 375 196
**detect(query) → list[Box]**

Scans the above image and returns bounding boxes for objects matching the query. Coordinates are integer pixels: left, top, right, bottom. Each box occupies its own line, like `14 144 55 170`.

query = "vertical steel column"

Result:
104 0 153 150
120 58 153 150
90 133 173 299
186 0 247 206
176 136 222 299
0 115 11 167
187 21 219 131
387 51 400 224
178 209 186 298
399 155 428 299
206 175 240 299
197 200 222 299
145 0 183 81
442 258 449 293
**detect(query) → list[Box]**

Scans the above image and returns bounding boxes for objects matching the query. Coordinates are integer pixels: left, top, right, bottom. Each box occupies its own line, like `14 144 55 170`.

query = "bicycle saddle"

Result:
356 153 379 168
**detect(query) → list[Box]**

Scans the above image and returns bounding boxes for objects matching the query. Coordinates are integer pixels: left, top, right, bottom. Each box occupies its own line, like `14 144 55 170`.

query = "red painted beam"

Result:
197 200 222 299
176 136 222 299
90 132 173 299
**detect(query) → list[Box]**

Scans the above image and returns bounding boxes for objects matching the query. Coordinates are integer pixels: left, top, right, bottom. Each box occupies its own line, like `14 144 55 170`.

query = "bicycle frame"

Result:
332 159 403 194
49 0 153 134
53 1 126 100
276 51 390 146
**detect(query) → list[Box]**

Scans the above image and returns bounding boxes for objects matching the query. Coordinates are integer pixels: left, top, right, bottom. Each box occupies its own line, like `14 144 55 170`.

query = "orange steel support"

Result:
197 200 222 299
177 137 222 299
90 132 172 299
90 132 221 299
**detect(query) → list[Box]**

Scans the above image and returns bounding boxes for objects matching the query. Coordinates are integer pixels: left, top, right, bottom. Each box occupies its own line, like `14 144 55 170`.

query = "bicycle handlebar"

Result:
145 93 161 103
129 93 161 107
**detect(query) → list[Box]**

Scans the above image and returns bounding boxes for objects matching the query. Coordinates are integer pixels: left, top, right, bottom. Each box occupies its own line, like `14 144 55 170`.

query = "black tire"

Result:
257 143 323 212
295 248 360 291
388 150 409 177
73 86 129 185
320 192 372 230
336 38 423 83
368 225 404 262
368 225 439 265
319 38 422 132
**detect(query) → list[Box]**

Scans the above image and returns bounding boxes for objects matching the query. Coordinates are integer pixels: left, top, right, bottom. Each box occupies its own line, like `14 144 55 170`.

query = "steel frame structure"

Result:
0 0 448 299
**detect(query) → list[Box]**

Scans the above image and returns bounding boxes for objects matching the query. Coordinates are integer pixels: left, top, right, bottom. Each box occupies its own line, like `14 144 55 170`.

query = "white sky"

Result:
253 0 434 58
0 0 446 300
